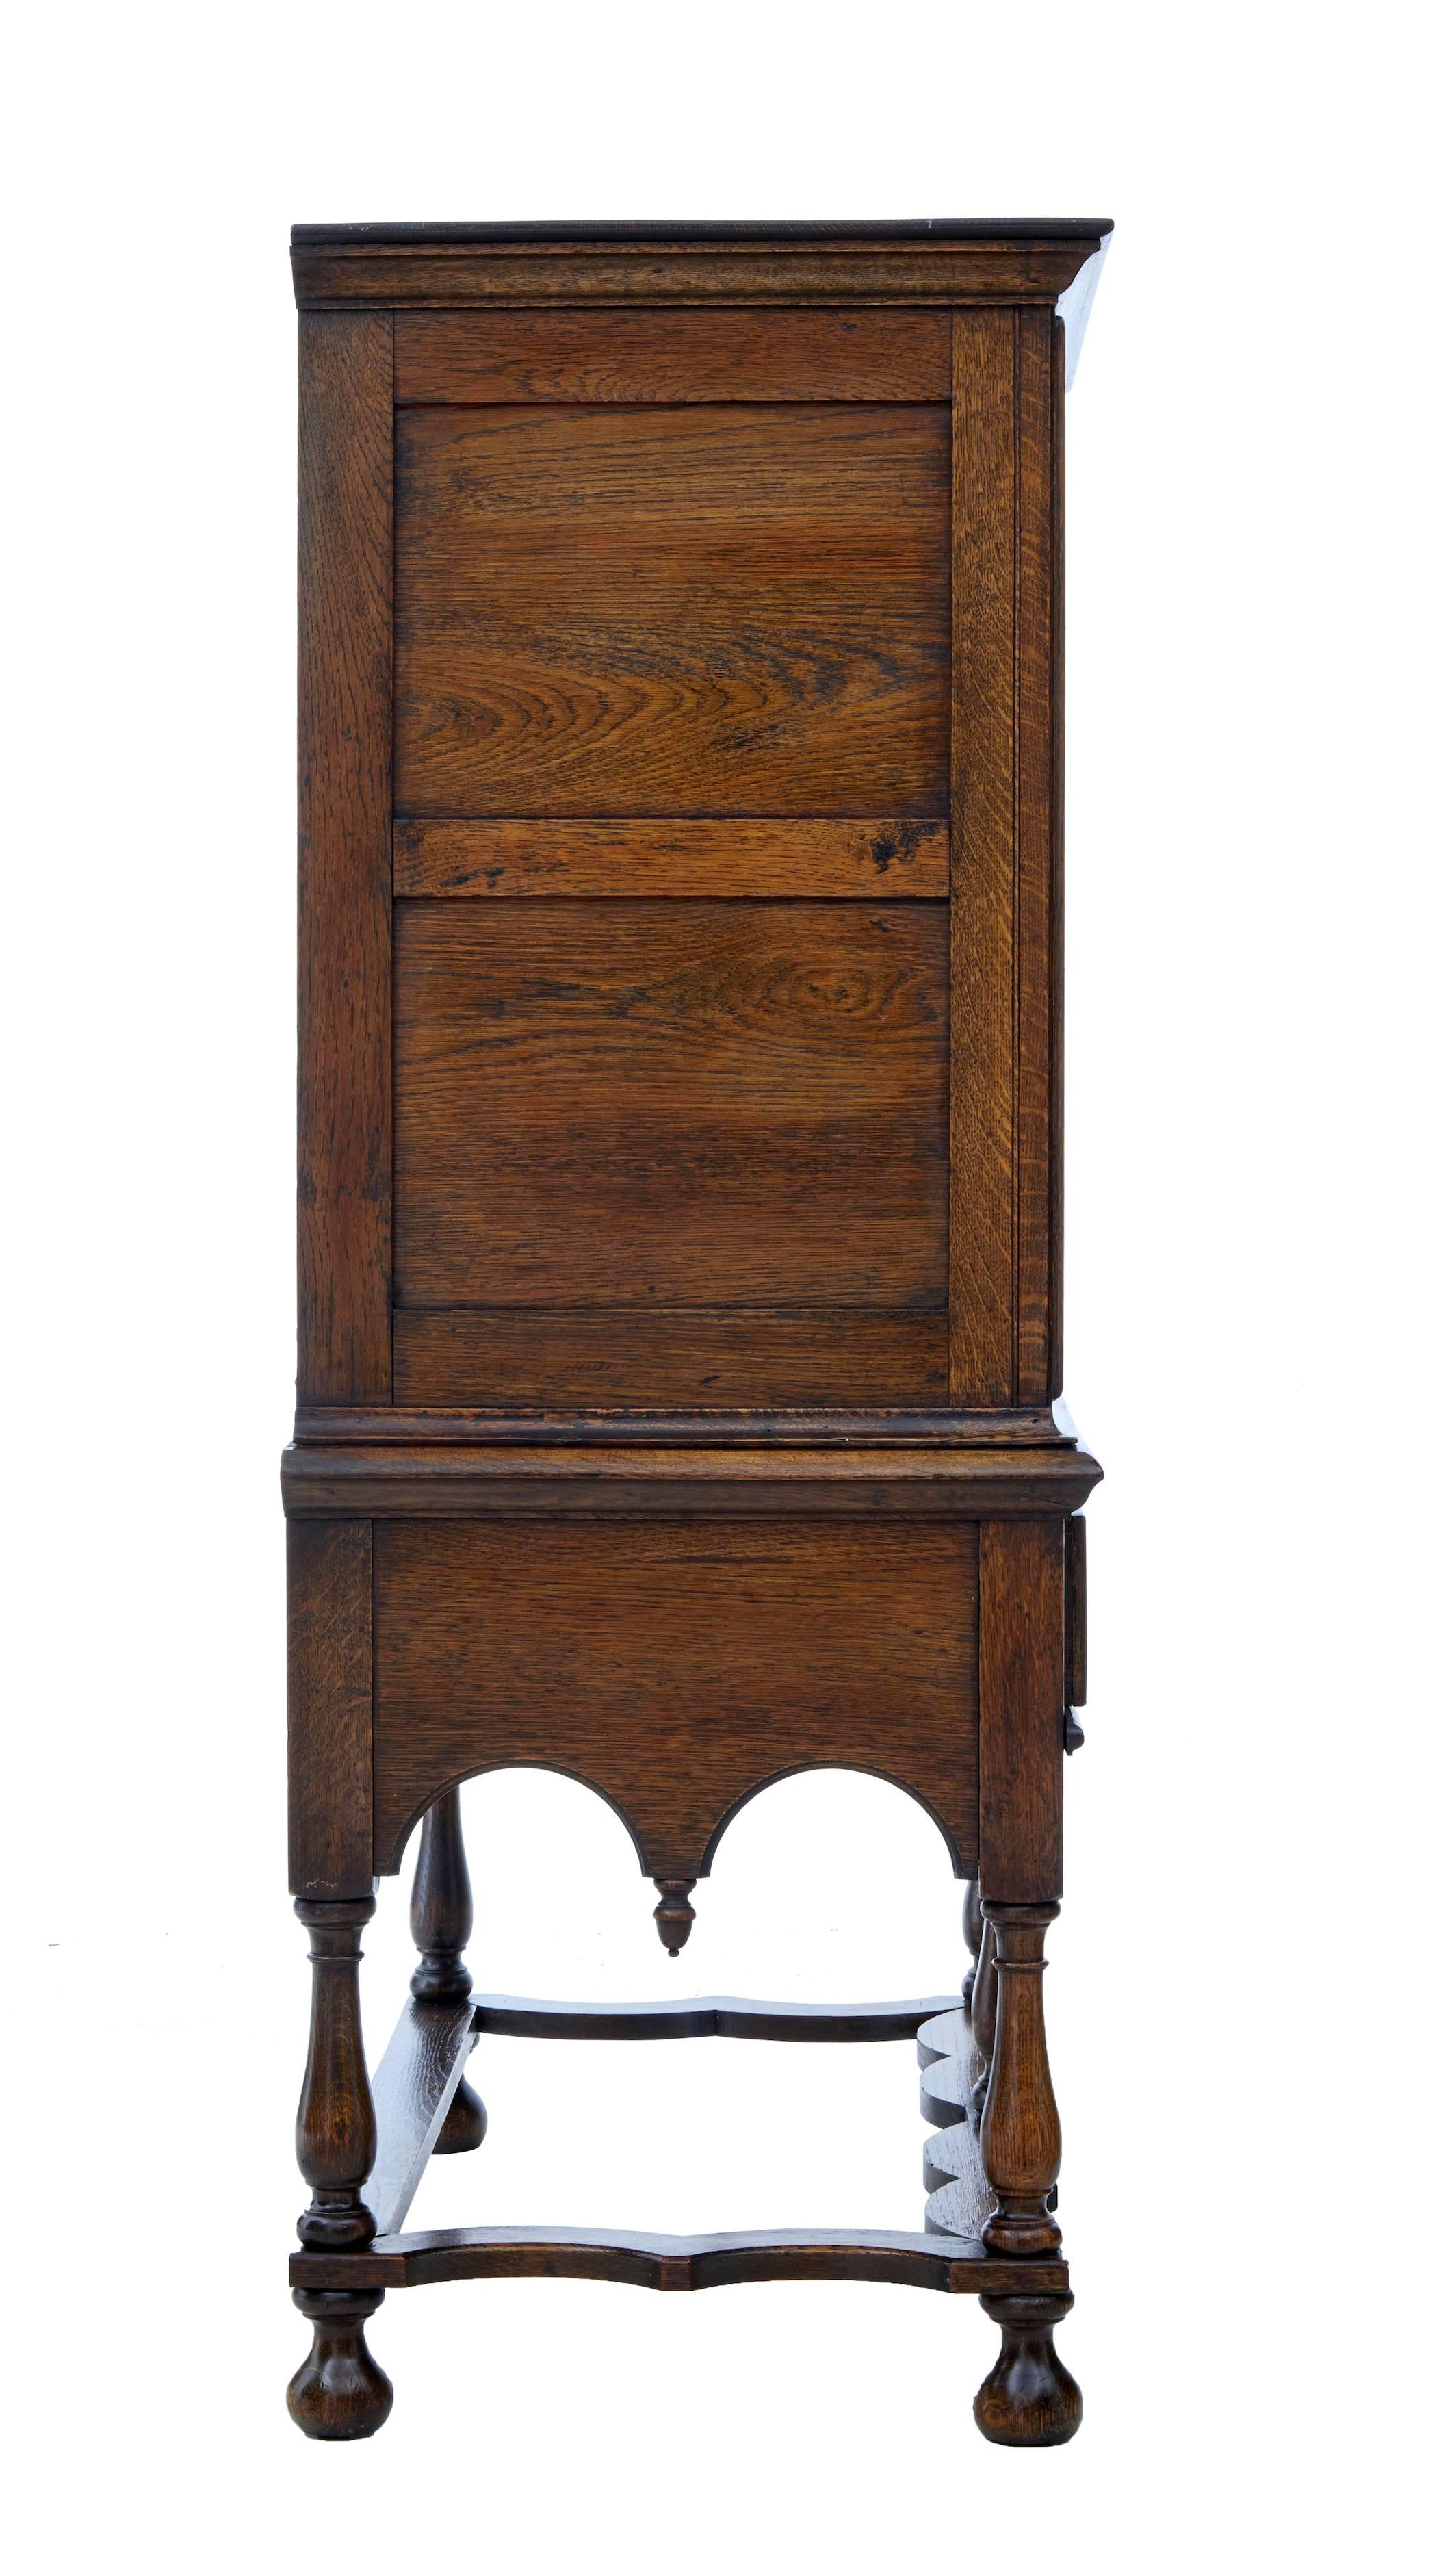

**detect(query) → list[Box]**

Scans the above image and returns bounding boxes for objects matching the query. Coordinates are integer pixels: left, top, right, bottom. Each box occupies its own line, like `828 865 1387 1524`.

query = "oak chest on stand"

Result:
283 216 1109 2444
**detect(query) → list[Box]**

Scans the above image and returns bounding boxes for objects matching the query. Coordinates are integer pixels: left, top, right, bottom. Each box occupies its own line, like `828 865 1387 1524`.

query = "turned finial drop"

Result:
652 1879 697 1955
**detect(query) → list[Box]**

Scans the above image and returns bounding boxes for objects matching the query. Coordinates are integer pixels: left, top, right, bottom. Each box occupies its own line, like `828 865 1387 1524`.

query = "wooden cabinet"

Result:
283 218 1109 2447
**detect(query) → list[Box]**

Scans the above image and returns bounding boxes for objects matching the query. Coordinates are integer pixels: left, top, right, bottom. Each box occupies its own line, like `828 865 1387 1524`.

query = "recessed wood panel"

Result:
393 900 948 1309
394 404 950 815
393 1309 948 1408
393 816 949 898
394 308 952 403
372 1518 979 1878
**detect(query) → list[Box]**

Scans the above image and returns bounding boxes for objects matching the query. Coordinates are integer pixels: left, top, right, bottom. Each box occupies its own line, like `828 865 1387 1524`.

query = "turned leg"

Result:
974 2293 1082 2447
288 2289 393 2441
289 1897 389 2438
961 1877 983 2008
978 1899 1063 2256
411 1786 487 2153
294 1897 380 2252
972 1901 1080 2443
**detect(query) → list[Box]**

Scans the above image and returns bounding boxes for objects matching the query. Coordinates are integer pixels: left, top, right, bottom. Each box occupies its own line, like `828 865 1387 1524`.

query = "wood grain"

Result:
371 1517 979 1879
978 1521 1065 1902
393 404 950 815
393 816 950 897
393 1309 948 1410
394 308 952 404
287 1521 374 1899
297 313 393 1402
949 309 1017 1404
393 900 948 1309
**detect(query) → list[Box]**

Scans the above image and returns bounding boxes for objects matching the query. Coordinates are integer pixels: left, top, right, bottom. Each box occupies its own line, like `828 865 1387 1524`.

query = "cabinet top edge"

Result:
289 222 1113 326
291 218 1114 247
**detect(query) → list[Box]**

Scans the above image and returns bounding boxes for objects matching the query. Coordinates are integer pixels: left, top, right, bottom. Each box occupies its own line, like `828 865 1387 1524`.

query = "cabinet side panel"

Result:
950 312 1017 1403
298 311 393 1402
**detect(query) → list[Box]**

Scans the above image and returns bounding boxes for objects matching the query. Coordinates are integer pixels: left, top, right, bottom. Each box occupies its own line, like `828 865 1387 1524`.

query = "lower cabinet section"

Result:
371 1515 979 1881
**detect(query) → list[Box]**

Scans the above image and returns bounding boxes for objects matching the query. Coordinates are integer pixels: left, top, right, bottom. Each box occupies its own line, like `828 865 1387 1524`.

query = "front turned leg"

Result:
973 1899 1080 2446
411 1787 487 2153
289 1896 390 2439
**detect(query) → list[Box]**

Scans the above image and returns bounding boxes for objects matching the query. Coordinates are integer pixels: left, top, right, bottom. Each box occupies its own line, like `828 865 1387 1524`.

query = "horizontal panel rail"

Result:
394 816 950 897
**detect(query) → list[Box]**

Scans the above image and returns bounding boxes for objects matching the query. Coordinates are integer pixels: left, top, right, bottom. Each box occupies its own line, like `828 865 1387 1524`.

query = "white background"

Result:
5 4 1434 2568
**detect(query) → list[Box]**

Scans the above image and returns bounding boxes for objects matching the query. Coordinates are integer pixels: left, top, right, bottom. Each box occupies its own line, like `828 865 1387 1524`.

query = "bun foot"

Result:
973 2293 1083 2448
434 2069 488 2154
287 2287 393 2440
653 1879 697 1955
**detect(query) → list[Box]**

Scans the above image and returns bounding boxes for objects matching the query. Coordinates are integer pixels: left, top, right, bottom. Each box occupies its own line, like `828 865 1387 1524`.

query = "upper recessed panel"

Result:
393 402 950 816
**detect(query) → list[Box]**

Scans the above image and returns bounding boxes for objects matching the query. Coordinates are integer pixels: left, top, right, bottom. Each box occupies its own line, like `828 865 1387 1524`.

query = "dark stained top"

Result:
292 218 1113 246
